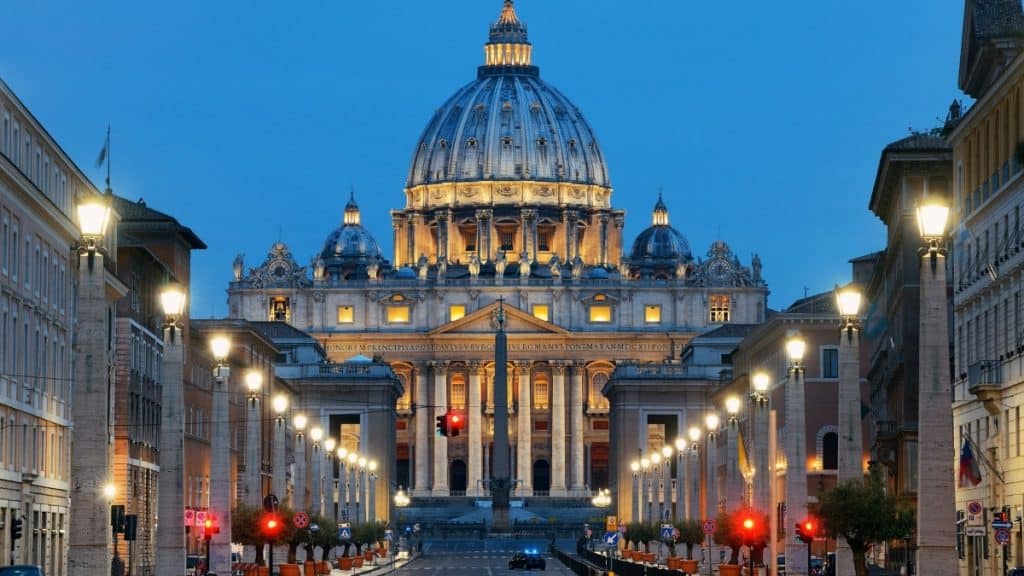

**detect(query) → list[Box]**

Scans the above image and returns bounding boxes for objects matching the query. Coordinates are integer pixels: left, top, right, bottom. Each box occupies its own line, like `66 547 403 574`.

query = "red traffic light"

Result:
804 521 815 533
742 517 755 531
447 411 465 437
262 513 282 538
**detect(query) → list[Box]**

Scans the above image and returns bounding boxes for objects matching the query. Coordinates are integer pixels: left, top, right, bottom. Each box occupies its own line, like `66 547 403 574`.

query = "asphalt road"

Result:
393 539 574 576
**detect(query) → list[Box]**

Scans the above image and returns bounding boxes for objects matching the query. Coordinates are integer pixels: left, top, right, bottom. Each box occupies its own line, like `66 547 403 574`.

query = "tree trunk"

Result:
852 548 868 576
287 542 298 564
686 543 694 560
254 543 264 565
729 545 740 565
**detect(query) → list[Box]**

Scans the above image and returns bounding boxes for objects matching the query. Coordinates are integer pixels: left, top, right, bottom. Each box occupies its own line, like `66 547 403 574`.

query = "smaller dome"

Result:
588 267 609 279
395 267 417 279
630 195 692 262
320 194 383 262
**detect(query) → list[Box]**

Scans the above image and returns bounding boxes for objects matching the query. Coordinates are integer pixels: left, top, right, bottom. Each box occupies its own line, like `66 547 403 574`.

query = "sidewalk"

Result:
326 552 418 576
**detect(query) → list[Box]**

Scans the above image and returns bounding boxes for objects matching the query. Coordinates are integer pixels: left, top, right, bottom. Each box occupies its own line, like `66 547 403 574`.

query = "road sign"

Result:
413 523 421 533
385 529 394 541
992 520 1012 530
339 524 352 541
966 526 986 537
604 531 620 546
606 515 617 532
702 519 717 534
184 509 195 526
293 511 309 529
309 523 320 534
996 528 1011 545
195 510 207 527
584 527 592 539
661 524 674 540
967 499 984 526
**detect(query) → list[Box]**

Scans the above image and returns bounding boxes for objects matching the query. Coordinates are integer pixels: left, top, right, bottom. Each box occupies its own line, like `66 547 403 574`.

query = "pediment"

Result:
430 301 569 336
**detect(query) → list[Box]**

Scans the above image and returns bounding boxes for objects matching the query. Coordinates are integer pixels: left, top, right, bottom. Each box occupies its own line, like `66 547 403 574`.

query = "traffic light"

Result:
263 493 279 513
436 414 449 437
261 513 282 540
202 513 220 540
448 412 464 437
10 518 22 541
796 519 815 544
740 514 757 544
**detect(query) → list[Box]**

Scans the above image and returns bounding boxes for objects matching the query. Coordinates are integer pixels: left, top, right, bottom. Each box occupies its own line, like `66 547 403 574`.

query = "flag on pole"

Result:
95 129 109 168
958 437 982 487
738 428 754 480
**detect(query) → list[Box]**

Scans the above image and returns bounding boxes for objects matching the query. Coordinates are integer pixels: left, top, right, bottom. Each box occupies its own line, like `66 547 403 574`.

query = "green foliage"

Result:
673 518 705 559
231 504 265 563
712 507 768 565
308 514 339 561
815 469 914 576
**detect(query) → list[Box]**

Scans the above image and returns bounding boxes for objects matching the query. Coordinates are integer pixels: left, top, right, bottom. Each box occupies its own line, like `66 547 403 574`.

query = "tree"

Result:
231 504 265 565
816 469 914 576
673 518 705 560
713 508 768 565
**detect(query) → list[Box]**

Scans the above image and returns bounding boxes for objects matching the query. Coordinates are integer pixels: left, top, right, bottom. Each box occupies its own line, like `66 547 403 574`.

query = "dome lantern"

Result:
652 192 669 226
344 190 361 226
484 1 533 69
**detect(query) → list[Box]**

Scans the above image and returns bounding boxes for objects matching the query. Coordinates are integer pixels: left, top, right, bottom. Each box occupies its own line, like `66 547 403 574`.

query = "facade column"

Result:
516 362 533 495
598 212 610 266
209 364 232 576
706 436 718 517
475 209 492 263
274 415 289 509
550 362 567 496
689 451 700 520
784 363 809 576
392 214 404 269
245 391 262 508
753 401 770 512
435 212 446 265
406 213 416 266
468 362 483 496
295 432 307 511
414 365 430 496
570 361 585 492
613 214 625 268
310 438 323 517
338 461 348 522
520 209 535 259
432 362 450 495
662 457 672 522
676 450 686 521
725 422 743 512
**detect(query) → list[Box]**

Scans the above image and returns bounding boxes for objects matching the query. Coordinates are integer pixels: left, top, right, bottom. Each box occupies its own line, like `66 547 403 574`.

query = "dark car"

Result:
1007 568 1024 576
0 566 43 576
509 551 546 570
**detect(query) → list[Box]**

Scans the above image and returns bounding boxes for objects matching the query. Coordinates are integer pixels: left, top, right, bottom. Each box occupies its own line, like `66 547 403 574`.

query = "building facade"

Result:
0 77 102 575
226 1 769 506
950 2 1024 575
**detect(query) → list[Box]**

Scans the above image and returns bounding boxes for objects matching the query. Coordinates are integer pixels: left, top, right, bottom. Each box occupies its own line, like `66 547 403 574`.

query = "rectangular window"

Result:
336 305 354 324
1 211 7 275
709 295 730 323
644 304 661 323
822 347 839 378
448 304 466 322
532 304 549 322
11 219 17 280
589 305 612 323
386 305 410 324
460 226 476 252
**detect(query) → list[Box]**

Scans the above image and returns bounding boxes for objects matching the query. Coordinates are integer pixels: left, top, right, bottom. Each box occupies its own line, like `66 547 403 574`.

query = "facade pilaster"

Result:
432 361 450 495
598 212 610 266
468 362 483 496
550 362 567 495
516 361 533 495
570 361 585 492
392 213 404 269
475 209 492 263
406 213 417 266
414 364 430 496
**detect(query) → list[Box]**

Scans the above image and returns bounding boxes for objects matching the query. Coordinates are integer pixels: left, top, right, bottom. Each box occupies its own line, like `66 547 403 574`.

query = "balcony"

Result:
968 360 1003 415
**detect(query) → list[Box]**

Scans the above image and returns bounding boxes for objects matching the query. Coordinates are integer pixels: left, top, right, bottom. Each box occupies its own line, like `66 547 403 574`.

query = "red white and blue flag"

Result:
959 438 983 487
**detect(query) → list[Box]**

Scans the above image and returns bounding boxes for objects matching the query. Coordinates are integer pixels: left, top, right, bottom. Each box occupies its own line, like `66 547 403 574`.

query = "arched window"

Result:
533 372 549 410
823 432 838 470
396 372 412 412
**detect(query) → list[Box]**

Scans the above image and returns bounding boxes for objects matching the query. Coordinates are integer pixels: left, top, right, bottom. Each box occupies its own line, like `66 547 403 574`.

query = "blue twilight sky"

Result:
2 1 964 318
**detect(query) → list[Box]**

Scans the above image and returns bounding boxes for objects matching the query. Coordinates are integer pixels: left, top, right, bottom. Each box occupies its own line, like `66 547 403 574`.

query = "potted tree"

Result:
713 508 768 576
673 518 704 574
622 523 640 560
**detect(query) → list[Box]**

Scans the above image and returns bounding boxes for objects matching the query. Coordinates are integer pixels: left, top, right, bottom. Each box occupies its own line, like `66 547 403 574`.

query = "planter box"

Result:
353 557 364 568
679 559 699 574
338 557 353 570
718 564 741 576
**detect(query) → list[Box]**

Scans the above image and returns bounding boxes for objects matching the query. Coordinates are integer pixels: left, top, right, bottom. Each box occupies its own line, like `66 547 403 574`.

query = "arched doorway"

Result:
533 460 550 493
450 460 468 494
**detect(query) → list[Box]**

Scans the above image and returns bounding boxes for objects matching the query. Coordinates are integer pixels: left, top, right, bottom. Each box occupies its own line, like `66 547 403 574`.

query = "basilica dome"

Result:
406 1 609 192
319 194 385 277
630 195 692 264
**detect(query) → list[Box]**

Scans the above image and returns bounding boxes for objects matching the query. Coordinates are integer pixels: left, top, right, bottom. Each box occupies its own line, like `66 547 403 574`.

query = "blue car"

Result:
0 566 43 576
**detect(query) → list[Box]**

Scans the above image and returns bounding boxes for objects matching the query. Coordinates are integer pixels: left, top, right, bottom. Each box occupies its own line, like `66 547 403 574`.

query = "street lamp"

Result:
751 372 770 406
244 370 263 510
324 438 337 519
725 396 741 425
394 487 411 508
357 456 368 522
293 412 308 509
835 285 863 576
347 452 359 521
784 332 809 576
630 460 641 522
271 395 289 507
68 194 114 575
661 446 673 521
674 438 688 520
156 282 188 575
208 335 233 576
245 371 263 407
915 199 956 574
651 452 663 521
368 459 379 522
310 426 324 516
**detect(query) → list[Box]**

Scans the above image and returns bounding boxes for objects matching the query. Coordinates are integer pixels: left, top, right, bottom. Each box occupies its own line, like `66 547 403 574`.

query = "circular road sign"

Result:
293 511 309 529
968 501 983 516
702 519 717 534
996 528 1011 545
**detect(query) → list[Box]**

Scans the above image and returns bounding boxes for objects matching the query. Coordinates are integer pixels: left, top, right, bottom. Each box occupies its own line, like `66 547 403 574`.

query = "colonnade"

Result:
411 359 590 497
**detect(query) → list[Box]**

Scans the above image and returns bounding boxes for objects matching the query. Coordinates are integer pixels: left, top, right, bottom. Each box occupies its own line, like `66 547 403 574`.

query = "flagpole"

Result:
105 125 111 191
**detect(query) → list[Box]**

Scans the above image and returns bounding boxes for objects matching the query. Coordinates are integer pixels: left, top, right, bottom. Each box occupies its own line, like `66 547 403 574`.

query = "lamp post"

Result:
272 394 289 507
357 456 368 523
338 447 349 521
784 334 809 576
310 426 324 518
750 371 770 510
245 371 264 508
69 195 114 574
651 452 663 522
705 413 720 517
156 283 187 575
640 457 651 523
674 438 688 520
688 426 703 521
835 286 863 576
293 413 308 510
209 335 233 576
368 459 379 523
324 438 337 521
724 396 743 517
661 446 673 521
347 452 358 521
914 201 957 574
630 460 640 523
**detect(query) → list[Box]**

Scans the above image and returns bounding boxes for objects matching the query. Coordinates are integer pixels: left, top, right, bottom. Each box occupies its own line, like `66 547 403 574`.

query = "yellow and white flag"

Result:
738 428 754 480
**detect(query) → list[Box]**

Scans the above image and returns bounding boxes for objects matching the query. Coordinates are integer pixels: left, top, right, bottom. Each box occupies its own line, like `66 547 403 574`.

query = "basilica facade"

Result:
226 0 768 501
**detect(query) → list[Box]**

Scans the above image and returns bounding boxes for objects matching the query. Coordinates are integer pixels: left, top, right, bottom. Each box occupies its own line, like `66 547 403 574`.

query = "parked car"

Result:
1007 568 1024 576
0 566 43 576
509 551 546 570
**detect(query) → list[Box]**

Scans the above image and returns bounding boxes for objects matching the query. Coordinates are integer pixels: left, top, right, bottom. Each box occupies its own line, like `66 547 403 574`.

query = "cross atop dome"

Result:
484 0 532 69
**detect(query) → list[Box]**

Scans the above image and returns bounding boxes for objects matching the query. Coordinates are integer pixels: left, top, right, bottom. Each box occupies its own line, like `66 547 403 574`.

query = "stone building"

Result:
0 76 102 575
226 0 769 513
